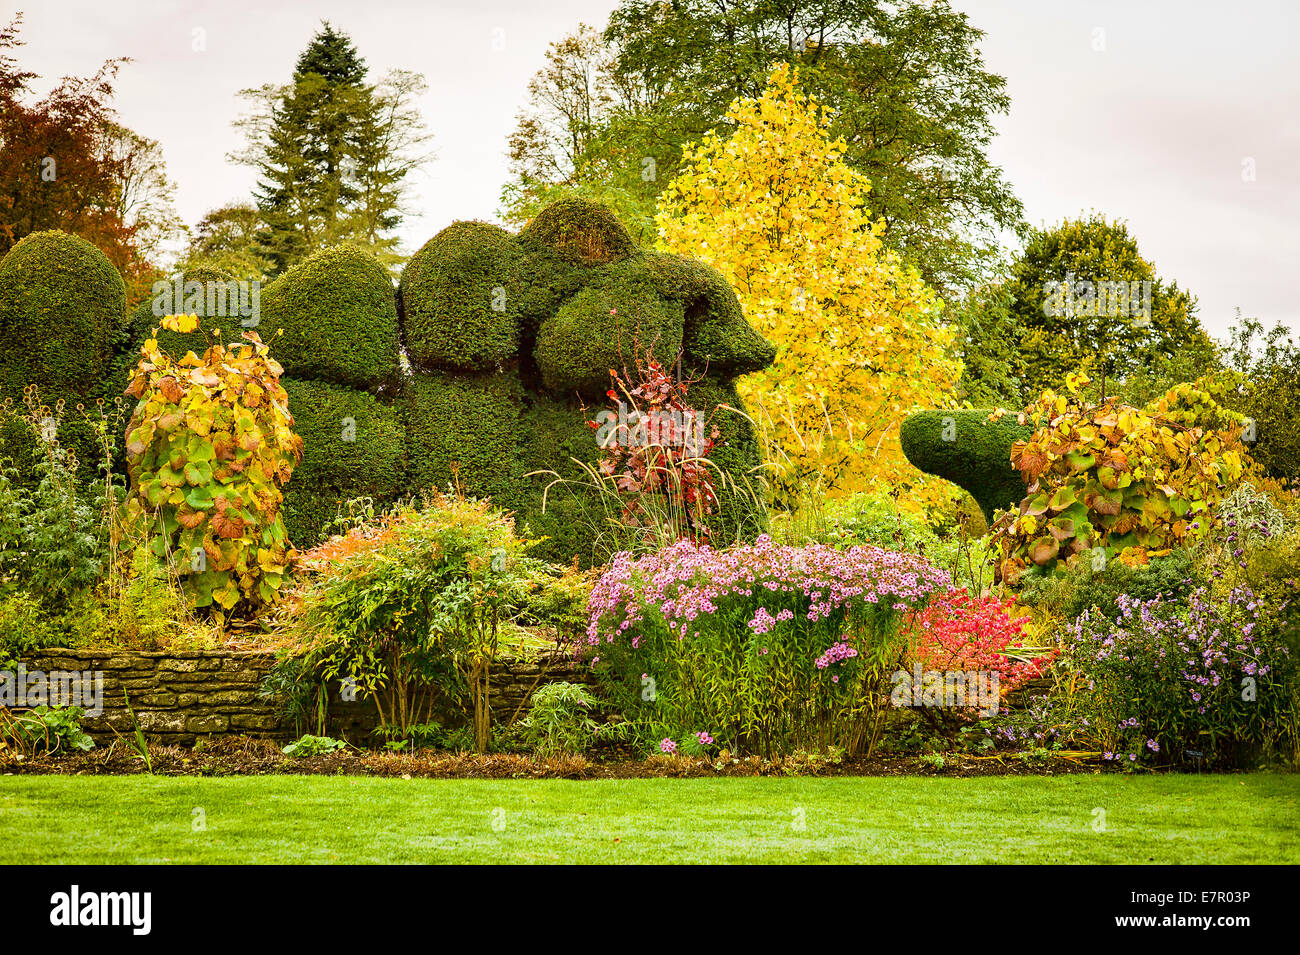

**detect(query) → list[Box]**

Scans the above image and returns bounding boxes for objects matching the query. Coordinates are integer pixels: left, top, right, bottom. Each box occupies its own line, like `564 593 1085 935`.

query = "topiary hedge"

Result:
398 221 522 373
0 230 127 482
535 261 685 397
516 197 637 267
400 369 524 504
259 245 400 392
280 378 407 548
0 230 123 400
129 266 248 358
644 253 776 376
899 409 1034 522
387 198 776 565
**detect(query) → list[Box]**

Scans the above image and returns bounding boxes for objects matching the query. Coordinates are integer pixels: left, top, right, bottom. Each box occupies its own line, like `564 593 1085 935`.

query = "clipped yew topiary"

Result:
392 198 777 565
400 369 524 503
0 230 123 399
398 221 521 373
280 378 407 547
534 262 685 398
258 245 400 391
517 197 637 267
644 253 776 376
900 409 1033 522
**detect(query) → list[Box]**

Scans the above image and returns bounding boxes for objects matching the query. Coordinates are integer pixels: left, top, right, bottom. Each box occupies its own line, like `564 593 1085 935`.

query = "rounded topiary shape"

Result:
280 378 407 547
398 221 522 373
644 252 776 376
258 245 400 391
534 260 685 398
129 267 248 358
900 409 1034 522
517 198 637 267
0 230 123 399
400 369 523 503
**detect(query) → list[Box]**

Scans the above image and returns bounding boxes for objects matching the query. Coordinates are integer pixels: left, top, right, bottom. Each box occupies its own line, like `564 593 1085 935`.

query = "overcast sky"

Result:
7 0 1297 338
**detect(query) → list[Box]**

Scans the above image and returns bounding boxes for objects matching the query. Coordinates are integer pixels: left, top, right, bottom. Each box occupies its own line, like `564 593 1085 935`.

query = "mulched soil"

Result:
0 737 1114 779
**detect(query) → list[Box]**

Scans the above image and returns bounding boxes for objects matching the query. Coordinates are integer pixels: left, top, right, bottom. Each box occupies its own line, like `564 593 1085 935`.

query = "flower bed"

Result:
582 535 951 756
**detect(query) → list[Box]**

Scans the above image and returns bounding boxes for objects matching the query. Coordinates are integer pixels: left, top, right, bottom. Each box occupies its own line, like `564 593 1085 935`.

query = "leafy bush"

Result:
1016 548 1201 624
517 682 604 757
289 493 544 751
582 536 950 757
282 734 348 757
0 705 94 756
991 375 1248 583
1061 586 1298 767
123 319 302 613
911 591 1056 696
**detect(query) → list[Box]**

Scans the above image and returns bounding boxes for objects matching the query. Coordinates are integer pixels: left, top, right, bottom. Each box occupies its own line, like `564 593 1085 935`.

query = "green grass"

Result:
0 773 1295 863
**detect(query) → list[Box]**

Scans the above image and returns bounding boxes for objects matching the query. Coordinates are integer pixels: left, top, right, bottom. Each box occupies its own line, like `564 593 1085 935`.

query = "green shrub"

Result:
282 734 348 757
398 221 521 372
0 230 123 400
0 705 95 755
0 591 66 671
644 253 775 376
534 261 685 397
401 369 523 504
290 494 545 750
281 378 406 548
258 245 400 391
517 197 637 266
1017 548 1201 623
900 409 1032 522
518 681 605 757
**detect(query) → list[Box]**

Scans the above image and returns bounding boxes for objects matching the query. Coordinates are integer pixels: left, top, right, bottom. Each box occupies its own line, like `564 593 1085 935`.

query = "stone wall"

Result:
17 648 589 746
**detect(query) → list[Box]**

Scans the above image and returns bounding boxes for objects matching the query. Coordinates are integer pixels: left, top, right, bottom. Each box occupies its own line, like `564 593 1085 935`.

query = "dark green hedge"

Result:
644 253 775 376
0 230 123 400
899 409 1033 521
512 395 609 564
534 260 685 397
280 378 407 548
400 369 524 503
259 245 400 391
398 221 521 373
517 198 636 267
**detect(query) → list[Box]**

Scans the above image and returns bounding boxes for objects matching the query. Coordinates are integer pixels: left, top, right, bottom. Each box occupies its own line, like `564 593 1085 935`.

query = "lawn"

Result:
0 772 1295 864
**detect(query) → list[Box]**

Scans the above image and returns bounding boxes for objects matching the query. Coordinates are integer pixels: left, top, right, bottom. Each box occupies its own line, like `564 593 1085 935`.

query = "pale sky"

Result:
7 0 1297 338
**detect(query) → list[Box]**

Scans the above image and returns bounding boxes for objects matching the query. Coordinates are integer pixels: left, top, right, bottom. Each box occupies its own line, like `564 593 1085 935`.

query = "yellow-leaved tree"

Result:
656 63 962 513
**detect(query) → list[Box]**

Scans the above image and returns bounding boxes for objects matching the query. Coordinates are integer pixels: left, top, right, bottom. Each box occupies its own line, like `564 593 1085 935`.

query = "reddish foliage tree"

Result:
0 14 159 303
